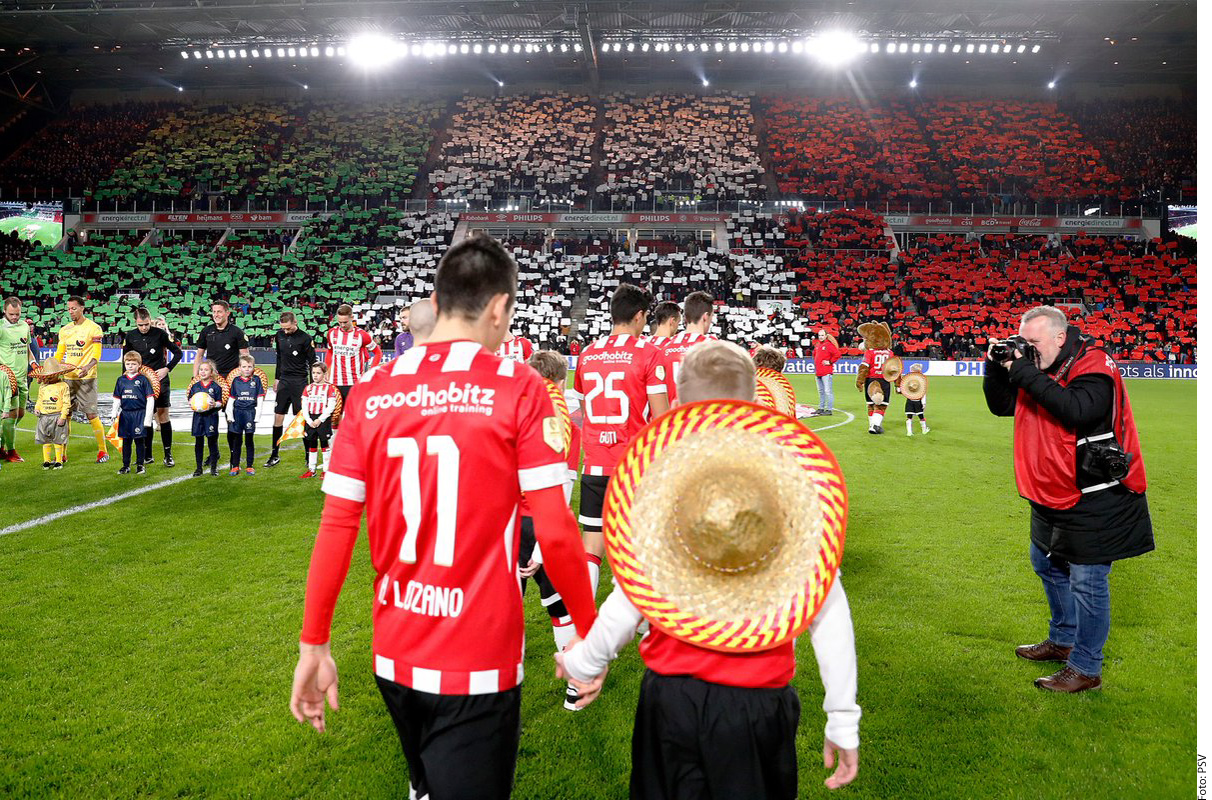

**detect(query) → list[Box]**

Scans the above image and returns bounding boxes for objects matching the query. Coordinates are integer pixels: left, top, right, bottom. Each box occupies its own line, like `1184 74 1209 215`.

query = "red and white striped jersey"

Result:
659 331 717 403
322 339 566 695
302 381 340 423
495 335 534 363
573 333 667 476
645 335 671 349
325 326 382 386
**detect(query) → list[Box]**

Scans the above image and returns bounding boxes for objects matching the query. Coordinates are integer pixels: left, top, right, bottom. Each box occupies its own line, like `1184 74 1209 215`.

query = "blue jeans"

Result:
1029 542 1112 676
815 374 834 412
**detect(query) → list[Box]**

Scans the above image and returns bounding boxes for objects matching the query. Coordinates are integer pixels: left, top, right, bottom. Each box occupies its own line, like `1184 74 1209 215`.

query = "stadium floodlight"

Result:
792 40 803 53
978 43 987 53
562 43 570 52
952 44 961 53
601 42 610 52
473 43 483 54
674 42 684 52
990 44 999 53
239 49 248 58
1047 80 1056 89
909 79 917 88
310 46 319 56
337 46 347 56
252 49 260 58
702 78 709 86
1032 44 1041 53
763 41 774 53
640 42 649 52
226 48 235 58
923 43 933 53
1017 44 1026 53
740 42 750 52
302 83 309 89
965 43 975 53
885 42 895 53
194 51 203 59
700 42 709 52
626 42 635 52
574 42 582 52
177 85 184 91
181 50 190 59
489 43 498 53
287 47 296 57
460 43 469 54
349 34 401 69
216 49 226 58
715 41 724 52
325 45 335 56
728 41 737 52
512 43 522 53
410 43 422 56
545 43 554 52
898 42 908 53
911 42 921 53
777 41 787 53
806 31 866 66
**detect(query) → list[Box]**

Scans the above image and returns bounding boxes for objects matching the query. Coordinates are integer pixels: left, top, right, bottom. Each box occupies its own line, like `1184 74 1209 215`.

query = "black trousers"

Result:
631 671 800 800
375 677 521 800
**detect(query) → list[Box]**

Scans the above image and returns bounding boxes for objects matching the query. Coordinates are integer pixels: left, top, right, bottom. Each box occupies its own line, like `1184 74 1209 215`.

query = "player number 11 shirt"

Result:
321 340 568 695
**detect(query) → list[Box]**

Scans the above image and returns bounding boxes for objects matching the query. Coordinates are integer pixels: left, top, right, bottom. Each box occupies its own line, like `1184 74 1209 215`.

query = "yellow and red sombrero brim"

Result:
603 399 847 653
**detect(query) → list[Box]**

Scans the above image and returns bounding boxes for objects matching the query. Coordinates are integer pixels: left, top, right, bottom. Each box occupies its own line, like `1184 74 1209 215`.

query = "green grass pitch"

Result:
0 365 1196 798
0 215 63 248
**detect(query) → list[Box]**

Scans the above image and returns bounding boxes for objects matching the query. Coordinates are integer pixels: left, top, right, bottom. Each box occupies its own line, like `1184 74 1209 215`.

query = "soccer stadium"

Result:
0 1 1198 798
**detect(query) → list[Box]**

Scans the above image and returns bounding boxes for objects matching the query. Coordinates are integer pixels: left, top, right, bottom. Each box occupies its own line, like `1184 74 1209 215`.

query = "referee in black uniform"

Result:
266 310 315 468
121 307 183 466
193 300 251 457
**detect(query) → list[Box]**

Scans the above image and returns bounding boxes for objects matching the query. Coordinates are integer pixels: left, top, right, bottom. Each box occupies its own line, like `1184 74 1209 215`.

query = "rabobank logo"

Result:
365 382 496 418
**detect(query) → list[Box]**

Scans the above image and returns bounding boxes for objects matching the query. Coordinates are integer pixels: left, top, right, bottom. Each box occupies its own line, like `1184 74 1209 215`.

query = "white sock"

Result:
308 449 317 471
906 419 913 435
552 620 577 652
319 448 328 471
921 419 930 433
587 558 601 596
872 411 884 427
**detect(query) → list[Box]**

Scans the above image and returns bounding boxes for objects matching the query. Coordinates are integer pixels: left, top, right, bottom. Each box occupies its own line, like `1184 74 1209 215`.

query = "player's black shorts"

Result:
154 374 171 410
375 676 521 800
631 671 800 800
336 384 352 404
274 377 305 416
302 419 333 448
518 515 536 568
864 378 891 405
578 474 610 533
904 398 925 416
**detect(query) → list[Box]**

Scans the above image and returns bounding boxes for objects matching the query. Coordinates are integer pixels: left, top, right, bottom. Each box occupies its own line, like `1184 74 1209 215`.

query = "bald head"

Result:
676 340 756 405
409 298 437 345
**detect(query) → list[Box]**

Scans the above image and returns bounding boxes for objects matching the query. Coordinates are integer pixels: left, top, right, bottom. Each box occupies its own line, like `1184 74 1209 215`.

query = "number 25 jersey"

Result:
573 334 667 477
322 339 567 695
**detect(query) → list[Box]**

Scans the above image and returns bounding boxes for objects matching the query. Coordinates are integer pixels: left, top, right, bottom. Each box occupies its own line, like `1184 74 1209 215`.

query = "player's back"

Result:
324 339 565 695
659 331 715 402
574 334 665 477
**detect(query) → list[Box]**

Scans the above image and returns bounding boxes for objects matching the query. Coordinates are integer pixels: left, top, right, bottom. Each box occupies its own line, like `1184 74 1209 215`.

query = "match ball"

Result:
190 392 214 413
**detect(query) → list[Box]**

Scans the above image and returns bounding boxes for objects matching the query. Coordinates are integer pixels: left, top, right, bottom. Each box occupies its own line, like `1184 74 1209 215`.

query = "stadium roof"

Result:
0 0 1195 107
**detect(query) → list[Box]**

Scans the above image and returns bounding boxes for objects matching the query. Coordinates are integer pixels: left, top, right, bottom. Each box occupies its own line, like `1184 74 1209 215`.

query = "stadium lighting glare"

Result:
911 42 921 53
777 41 787 53
545 43 554 52
909 79 917 88
965 43 975 53
923 43 933 53
348 34 401 69
898 42 908 53
497 80 504 87
715 41 724 52
1017 44 1026 53
194 51 203 59
489 43 499 53
302 83 309 89
562 43 570 52
1032 44 1041 53
337 46 346 56
474 43 483 53
574 42 582 52
216 49 226 58
310 46 319 56
740 42 750 52
640 42 649 52
791 40 803 53
287 47 296 57
277 47 286 57
990 44 999 53
674 42 684 52
238 49 247 58
325 45 335 56
180 50 190 59
702 78 709 86
177 85 184 91
806 31 866 66
700 43 709 52
512 43 522 53
952 44 961 53
763 41 774 53
977 43 987 53
1048 80 1057 89
884 42 895 53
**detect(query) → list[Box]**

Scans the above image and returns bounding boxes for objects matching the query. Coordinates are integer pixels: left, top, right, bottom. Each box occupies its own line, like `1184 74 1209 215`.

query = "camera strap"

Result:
1053 335 1091 383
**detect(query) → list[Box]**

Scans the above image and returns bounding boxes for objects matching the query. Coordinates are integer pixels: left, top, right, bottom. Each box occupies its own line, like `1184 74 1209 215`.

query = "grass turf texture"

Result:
0 215 62 248
0 372 1195 798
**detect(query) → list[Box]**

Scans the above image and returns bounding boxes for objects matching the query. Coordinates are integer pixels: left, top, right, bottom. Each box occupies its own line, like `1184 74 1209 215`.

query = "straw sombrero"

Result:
901 371 928 401
755 367 796 417
604 400 847 653
32 356 74 383
139 366 162 398
754 379 778 411
0 363 15 396
881 356 904 382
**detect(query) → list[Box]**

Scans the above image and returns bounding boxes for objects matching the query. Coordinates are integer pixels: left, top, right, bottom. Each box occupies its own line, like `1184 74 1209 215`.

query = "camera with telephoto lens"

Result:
989 335 1037 364
1083 439 1133 482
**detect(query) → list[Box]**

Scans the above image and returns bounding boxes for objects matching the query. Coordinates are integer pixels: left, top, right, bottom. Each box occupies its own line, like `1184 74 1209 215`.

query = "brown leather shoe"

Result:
1035 665 1102 693
1015 640 1073 663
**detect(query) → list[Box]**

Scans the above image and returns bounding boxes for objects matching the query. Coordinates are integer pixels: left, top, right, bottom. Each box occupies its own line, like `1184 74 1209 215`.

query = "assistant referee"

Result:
266 310 315 468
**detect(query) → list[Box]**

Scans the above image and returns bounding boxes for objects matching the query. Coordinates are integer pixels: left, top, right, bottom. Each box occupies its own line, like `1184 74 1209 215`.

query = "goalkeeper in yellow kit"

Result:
53 295 110 463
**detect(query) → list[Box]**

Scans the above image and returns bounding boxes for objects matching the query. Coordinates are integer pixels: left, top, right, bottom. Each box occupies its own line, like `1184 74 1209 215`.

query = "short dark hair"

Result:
434 235 517 321
279 311 296 323
211 300 230 312
67 295 85 307
683 291 714 324
3 296 19 310
135 306 151 320
336 304 353 316
610 283 652 324
651 301 681 328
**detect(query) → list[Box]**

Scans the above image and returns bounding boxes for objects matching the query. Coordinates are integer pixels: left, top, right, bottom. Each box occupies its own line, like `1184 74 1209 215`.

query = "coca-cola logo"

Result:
1016 218 1043 227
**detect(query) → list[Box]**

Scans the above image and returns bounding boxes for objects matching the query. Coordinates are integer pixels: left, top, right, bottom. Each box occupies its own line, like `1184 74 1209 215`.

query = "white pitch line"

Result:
804 409 856 431
0 474 195 537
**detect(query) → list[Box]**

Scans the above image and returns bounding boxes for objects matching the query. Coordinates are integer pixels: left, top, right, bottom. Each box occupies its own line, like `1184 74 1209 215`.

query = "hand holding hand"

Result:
518 558 540 579
822 738 859 789
553 637 608 710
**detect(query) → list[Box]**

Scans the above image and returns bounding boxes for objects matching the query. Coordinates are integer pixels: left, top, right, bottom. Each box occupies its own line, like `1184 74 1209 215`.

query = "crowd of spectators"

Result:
0 102 182 196
597 93 765 207
431 92 595 209
764 97 936 205
1068 98 1196 197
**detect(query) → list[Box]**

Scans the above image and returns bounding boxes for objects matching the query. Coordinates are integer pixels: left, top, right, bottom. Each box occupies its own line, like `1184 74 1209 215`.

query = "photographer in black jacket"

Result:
984 306 1153 693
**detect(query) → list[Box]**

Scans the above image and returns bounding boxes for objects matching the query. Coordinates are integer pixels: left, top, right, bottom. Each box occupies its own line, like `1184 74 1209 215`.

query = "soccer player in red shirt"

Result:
290 236 597 800
573 283 670 596
495 328 534 362
324 304 382 409
659 291 717 403
646 300 681 348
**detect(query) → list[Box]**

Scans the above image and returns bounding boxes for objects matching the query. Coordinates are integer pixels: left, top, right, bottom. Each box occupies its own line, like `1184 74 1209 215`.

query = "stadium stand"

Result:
597 92 765 207
763 96 937 206
430 92 595 208
1067 98 1197 198
0 102 182 195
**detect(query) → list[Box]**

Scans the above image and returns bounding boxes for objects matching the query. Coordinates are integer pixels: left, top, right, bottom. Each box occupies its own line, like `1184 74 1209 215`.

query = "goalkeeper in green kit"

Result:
1 297 38 463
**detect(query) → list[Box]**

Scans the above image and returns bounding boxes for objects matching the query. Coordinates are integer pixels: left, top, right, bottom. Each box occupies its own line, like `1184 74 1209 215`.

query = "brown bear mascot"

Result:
855 321 895 434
